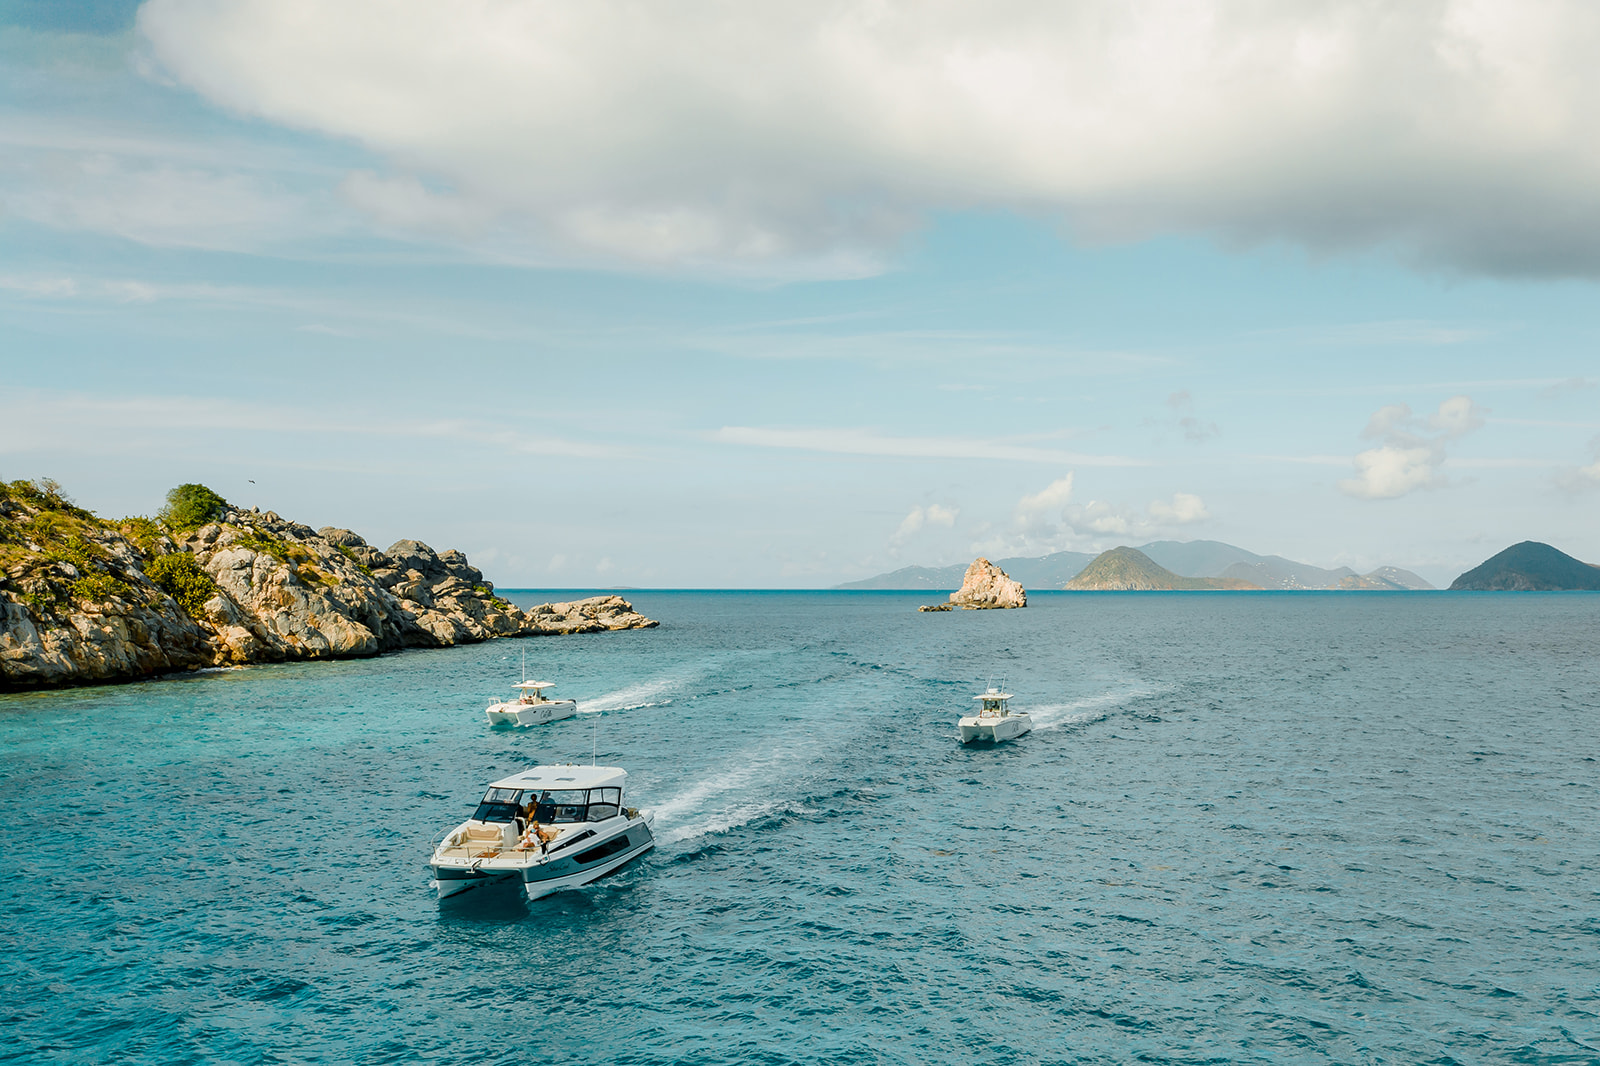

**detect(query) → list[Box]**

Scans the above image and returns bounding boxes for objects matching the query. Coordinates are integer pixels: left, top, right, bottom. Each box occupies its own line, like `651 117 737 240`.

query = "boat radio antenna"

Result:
592 717 598 766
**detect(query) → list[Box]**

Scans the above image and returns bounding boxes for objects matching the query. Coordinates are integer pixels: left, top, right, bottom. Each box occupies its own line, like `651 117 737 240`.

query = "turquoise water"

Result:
2 591 1598 1064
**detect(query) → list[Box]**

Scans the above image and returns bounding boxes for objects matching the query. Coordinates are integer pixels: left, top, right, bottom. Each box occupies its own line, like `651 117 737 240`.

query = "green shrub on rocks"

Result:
118 516 167 555
145 552 218 617
69 572 133 604
2 478 93 519
160 483 229 531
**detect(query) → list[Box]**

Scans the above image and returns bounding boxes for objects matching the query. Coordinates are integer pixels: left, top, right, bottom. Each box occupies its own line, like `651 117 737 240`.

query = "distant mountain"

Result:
1362 566 1435 590
1220 556 1356 590
836 563 968 590
837 550 1094 590
1136 539 1264 577
836 539 1432 591
987 550 1097 589
1064 547 1261 591
1449 542 1600 591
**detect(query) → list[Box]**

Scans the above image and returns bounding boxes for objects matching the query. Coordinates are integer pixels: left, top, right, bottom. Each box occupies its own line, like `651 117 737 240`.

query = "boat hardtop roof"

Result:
513 681 555 690
488 764 628 791
974 690 1013 701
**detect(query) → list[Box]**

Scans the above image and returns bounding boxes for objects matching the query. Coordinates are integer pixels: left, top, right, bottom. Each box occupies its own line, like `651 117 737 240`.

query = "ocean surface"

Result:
2 591 1597 1065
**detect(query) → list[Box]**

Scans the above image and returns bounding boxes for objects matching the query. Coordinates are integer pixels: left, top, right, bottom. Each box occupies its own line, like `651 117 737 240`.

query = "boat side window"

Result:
586 787 622 821
473 788 523 823
537 789 588 823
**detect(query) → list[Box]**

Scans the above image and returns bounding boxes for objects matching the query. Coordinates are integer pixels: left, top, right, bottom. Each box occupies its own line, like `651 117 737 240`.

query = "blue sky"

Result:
3 1 1598 587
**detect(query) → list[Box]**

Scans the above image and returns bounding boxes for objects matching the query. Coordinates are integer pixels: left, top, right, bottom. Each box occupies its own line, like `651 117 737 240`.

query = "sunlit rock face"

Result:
948 558 1027 610
1 489 657 691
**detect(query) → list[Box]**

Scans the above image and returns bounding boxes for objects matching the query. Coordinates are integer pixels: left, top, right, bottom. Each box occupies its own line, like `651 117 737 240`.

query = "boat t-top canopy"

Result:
514 681 555 690
489 765 628 792
974 691 1013 701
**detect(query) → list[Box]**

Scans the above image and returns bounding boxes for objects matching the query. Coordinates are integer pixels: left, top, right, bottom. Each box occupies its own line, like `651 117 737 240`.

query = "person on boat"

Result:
519 798 560 850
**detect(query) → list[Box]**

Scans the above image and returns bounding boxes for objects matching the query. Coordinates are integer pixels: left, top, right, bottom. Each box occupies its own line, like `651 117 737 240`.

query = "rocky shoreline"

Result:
0 480 656 691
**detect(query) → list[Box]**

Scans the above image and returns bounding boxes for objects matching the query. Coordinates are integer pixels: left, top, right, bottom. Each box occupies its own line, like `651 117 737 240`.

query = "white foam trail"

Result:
1028 685 1162 731
647 737 822 845
580 668 701 713
658 800 805 845
651 758 771 824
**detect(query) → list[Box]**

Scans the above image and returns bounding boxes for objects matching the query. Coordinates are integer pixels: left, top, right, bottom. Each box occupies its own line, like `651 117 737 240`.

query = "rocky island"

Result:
0 479 656 690
919 558 1026 611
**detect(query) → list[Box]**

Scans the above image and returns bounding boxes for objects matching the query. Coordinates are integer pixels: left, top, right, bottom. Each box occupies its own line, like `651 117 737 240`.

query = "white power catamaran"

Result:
958 682 1032 743
429 764 655 900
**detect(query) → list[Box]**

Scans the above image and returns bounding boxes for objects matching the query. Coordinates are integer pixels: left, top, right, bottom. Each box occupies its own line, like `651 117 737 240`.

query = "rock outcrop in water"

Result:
920 557 1026 611
0 479 656 690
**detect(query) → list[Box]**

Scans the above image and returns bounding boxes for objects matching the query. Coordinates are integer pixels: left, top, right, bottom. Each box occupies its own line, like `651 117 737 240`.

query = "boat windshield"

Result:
473 786 524 823
533 786 624 823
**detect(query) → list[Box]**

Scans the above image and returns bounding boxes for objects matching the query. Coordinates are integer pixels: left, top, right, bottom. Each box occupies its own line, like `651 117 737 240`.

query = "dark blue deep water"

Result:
2 591 1598 1064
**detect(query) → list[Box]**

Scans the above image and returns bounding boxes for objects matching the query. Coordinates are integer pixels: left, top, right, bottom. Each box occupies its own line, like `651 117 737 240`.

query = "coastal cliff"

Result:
0 480 656 690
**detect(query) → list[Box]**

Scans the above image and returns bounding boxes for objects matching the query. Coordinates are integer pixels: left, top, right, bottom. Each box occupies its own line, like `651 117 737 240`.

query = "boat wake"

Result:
581 669 702 714
1027 685 1164 732
650 747 817 845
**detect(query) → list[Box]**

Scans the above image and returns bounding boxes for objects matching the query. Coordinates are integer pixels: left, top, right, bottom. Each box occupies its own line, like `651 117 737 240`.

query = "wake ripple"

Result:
649 743 823 845
581 667 704 714
1028 685 1164 731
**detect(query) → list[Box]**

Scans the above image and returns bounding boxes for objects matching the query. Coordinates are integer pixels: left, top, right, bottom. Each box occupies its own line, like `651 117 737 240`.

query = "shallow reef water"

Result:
2 591 1597 1064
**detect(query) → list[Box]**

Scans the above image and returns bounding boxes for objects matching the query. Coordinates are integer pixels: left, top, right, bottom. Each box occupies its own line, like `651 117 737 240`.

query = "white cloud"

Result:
891 503 959 545
4 152 315 252
1016 475 1076 539
1339 395 1487 499
1342 444 1443 499
1555 435 1600 492
0 386 624 460
339 170 494 238
0 275 78 298
1147 492 1209 524
713 427 1142 466
138 0 1600 277
1062 493 1211 539
984 475 1208 555
1427 394 1487 436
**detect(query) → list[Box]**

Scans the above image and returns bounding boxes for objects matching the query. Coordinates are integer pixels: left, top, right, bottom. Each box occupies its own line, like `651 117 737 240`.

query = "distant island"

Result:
840 539 1435 591
0 479 656 691
1449 541 1600 591
1064 547 1260 590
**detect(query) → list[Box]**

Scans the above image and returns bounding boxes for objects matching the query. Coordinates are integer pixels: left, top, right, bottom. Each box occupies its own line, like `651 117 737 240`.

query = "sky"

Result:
2 0 1598 588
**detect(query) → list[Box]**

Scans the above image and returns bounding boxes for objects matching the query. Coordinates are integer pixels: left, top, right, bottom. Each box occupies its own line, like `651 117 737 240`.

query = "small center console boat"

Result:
429 764 655 900
486 681 578 727
959 684 1032 743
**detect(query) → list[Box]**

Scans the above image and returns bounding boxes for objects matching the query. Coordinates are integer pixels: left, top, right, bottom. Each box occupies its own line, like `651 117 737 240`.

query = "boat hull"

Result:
486 699 578 728
959 713 1032 743
430 817 655 900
